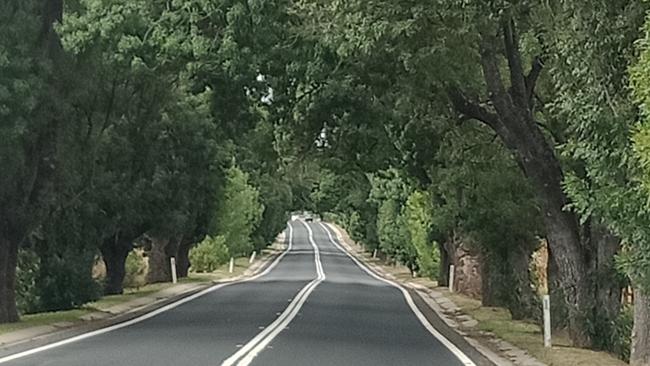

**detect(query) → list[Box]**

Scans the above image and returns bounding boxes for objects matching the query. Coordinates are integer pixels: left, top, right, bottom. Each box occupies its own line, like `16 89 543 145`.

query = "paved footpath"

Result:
0 221 485 366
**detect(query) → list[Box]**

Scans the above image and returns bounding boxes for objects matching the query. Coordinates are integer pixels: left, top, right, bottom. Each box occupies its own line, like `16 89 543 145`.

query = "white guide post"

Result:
543 295 552 348
170 257 177 284
229 257 234 273
249 251 256 264
372 249 378 259
449 265 455 293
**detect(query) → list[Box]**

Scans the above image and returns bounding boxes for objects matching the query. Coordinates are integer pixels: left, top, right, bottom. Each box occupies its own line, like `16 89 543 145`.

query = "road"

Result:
0 221 479 366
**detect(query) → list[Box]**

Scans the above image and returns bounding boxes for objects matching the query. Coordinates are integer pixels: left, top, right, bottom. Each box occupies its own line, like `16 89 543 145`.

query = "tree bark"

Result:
438 236 458 286
590 224 623 337
0 231 19 323
146 236 183 283
146 237 171 284
176 237 194 278
101 236 132 295
631 287 650 366
507 245 538 321
480 255 499 307
437 241 450 285
547 246 569 330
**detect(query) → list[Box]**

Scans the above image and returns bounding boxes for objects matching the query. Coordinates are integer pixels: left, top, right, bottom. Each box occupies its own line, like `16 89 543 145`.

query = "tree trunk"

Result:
547 246 568 330
524 146 592 346
589 224 623 345
101 237 132 295
438 236 459 287
176 237 193 278
438 241 450 286
631 287 650 366
146 237 171 284
480 255 499 307
0 232 19 323
146 236 183 283
507 245 538 321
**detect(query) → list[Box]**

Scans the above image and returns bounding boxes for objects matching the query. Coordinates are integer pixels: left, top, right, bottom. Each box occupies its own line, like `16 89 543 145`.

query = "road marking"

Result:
319 222 477 366
221 220 325 366
0 224 296 365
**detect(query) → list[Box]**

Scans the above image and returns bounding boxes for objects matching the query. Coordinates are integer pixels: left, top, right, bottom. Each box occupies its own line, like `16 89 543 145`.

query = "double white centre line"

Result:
221 221 325 366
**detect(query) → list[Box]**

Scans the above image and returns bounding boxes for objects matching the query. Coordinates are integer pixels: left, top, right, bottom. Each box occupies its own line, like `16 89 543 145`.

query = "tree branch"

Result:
502 17 528 111
525 57 544 108
446 87 500 129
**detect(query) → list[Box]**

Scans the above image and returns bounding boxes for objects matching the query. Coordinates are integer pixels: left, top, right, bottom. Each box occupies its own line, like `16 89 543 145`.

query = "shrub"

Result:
18 245 101 314
189 235 230 273
123 249 148 289
591 305 633 362
16 249 41 314
404 191 440 278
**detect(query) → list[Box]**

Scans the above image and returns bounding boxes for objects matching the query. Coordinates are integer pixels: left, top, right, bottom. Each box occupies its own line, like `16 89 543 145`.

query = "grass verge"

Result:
443 290 626 366
0 241 284 337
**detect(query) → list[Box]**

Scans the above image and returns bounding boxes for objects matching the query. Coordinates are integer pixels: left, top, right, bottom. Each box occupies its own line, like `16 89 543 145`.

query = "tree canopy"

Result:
3 0 650 364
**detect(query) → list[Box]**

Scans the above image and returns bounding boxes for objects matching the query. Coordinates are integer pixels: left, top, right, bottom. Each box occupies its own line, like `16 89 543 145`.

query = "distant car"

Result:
305 216 313 222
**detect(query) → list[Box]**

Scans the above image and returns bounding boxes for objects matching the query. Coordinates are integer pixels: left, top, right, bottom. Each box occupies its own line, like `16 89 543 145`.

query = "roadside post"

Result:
170 257 177 284
449 265 455 293
229 257 234 273
543 295 552 348
372 249 378 259
249 251 256 264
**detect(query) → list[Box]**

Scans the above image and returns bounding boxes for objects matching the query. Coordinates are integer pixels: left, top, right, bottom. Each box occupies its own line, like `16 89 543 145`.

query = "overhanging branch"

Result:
525 57 544 107
446 87 500 129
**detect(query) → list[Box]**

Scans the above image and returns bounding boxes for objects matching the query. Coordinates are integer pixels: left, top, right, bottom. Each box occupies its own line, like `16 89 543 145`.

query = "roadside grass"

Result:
331 223 627 366
0 309 94 335
86 282 174 310
0 241 284 337
443 290 626 366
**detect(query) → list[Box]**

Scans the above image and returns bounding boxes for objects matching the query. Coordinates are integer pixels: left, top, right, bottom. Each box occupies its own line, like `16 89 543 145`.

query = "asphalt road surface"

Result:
0 221 478 366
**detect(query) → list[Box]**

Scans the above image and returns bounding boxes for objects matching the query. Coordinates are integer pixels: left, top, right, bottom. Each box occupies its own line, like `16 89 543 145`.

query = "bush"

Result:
404 191 440 278
18 245 101 314
591 305 633 362
16 249 41 314
123 249 148 289
189 235 230 273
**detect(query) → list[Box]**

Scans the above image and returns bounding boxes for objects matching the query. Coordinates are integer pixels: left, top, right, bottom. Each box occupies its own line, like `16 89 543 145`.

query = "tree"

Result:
627 11 650 363
0 0 67 322
213 166 263 257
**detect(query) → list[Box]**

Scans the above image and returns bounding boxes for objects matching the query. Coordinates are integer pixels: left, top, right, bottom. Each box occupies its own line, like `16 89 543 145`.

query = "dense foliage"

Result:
4 0 650 364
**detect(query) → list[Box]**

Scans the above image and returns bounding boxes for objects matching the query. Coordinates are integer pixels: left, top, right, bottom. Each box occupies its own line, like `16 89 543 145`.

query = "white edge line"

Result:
223 220 325 366
319 222 476 366
0 223 296 365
